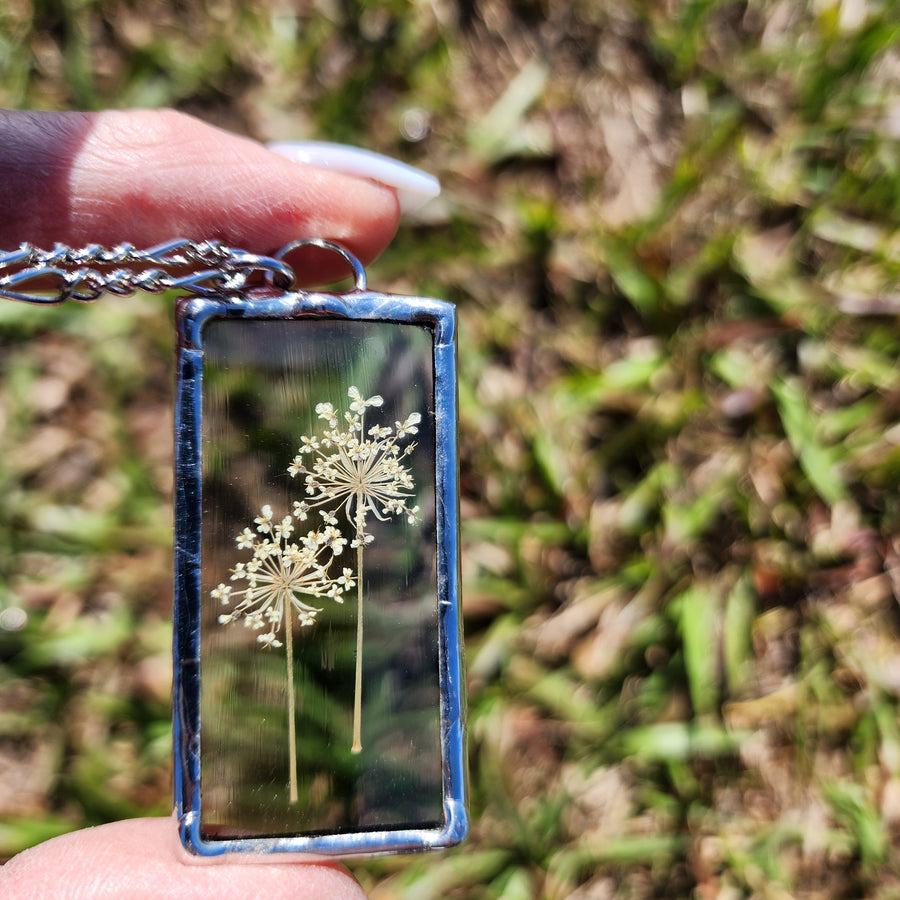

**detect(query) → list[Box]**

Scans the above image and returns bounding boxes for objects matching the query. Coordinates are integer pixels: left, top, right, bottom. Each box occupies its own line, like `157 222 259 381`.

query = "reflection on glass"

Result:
199 319 442 838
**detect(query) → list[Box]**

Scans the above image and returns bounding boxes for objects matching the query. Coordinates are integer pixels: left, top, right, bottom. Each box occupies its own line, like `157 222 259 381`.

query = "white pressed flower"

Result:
258 632 283 648
322 525 347 555
337 567 355 588
301 529 323 551
274 515 294 540
285 385 423 754
213 506 352 649
254 504 273 533
211 583 232 603
235 528 255 549
254 539 276 559
287 387 421 544
396 412 421 437
207 500 355 804
348 385 384 413
315 402 338 427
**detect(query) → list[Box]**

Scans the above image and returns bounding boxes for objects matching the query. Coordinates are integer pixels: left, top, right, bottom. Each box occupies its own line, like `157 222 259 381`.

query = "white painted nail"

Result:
267 141 440 214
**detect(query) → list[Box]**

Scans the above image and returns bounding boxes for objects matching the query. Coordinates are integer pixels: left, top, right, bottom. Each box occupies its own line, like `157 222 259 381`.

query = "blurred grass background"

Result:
1 0 900 896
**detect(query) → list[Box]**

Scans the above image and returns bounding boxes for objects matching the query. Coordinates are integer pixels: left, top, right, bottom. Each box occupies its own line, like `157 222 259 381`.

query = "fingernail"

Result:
267 141 440 214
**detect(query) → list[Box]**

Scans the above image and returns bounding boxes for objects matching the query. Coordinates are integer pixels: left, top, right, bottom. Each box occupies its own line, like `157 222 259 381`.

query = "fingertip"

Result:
262 158 402 268
0 108 402 282
80 109 403 279
1 818 369 900
268 140 440 214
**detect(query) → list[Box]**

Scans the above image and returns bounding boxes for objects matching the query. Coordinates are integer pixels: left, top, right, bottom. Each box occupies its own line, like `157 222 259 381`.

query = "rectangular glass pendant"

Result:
172 285 467 858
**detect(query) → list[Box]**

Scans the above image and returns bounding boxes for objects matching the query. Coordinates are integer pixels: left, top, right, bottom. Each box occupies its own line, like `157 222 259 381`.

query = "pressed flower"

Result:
288 385 421 545
395 412 421 437
254 505 273 533
212 504 352 802
216 509 349 645
288 385 421 753
214 384 422 784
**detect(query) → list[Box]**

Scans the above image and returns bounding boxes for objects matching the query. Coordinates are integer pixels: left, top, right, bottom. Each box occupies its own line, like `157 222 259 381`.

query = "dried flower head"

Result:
288 386 421 544
214 505 354 647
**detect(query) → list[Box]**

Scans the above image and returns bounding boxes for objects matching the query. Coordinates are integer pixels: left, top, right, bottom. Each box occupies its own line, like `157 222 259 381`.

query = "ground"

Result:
1 1 899 897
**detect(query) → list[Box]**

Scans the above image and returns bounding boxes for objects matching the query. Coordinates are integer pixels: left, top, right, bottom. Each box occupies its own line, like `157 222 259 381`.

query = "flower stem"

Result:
285 601 298 803
351 542 364 754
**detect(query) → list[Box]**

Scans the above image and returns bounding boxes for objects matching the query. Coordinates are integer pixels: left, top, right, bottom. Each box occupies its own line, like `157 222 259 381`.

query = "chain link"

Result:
0 239 297 304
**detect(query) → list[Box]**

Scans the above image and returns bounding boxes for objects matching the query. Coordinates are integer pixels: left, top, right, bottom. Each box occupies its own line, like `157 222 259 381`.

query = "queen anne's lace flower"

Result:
288 386 421 542
213 385 422 763
284 386 422 754
215 506 354 647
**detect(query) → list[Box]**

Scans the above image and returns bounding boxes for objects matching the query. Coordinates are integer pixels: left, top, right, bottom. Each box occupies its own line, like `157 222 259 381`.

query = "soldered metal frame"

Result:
172 286 467 859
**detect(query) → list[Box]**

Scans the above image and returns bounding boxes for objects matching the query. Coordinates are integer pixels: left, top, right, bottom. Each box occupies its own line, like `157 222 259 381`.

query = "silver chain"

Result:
0 239 297 304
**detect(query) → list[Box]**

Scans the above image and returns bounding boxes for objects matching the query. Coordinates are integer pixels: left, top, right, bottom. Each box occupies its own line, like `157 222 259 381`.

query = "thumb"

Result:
0 817 368 900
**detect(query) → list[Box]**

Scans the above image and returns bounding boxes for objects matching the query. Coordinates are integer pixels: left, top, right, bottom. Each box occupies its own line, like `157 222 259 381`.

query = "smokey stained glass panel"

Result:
197 318 442 839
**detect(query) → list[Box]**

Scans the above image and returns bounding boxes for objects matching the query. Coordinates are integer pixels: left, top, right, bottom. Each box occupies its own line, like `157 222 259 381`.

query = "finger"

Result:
0 817 367 900
0 109 401 284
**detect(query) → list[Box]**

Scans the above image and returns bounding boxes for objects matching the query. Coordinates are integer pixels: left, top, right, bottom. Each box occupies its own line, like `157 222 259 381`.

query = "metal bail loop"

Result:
272 239 368 293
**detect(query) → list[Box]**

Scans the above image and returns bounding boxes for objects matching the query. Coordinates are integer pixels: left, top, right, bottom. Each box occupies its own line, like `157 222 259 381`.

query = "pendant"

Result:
172 246 467 857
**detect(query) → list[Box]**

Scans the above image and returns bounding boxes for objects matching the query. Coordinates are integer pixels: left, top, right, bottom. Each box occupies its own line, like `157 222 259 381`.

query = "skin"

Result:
0 108 401 283
0 818 368 899
0 106 400 898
